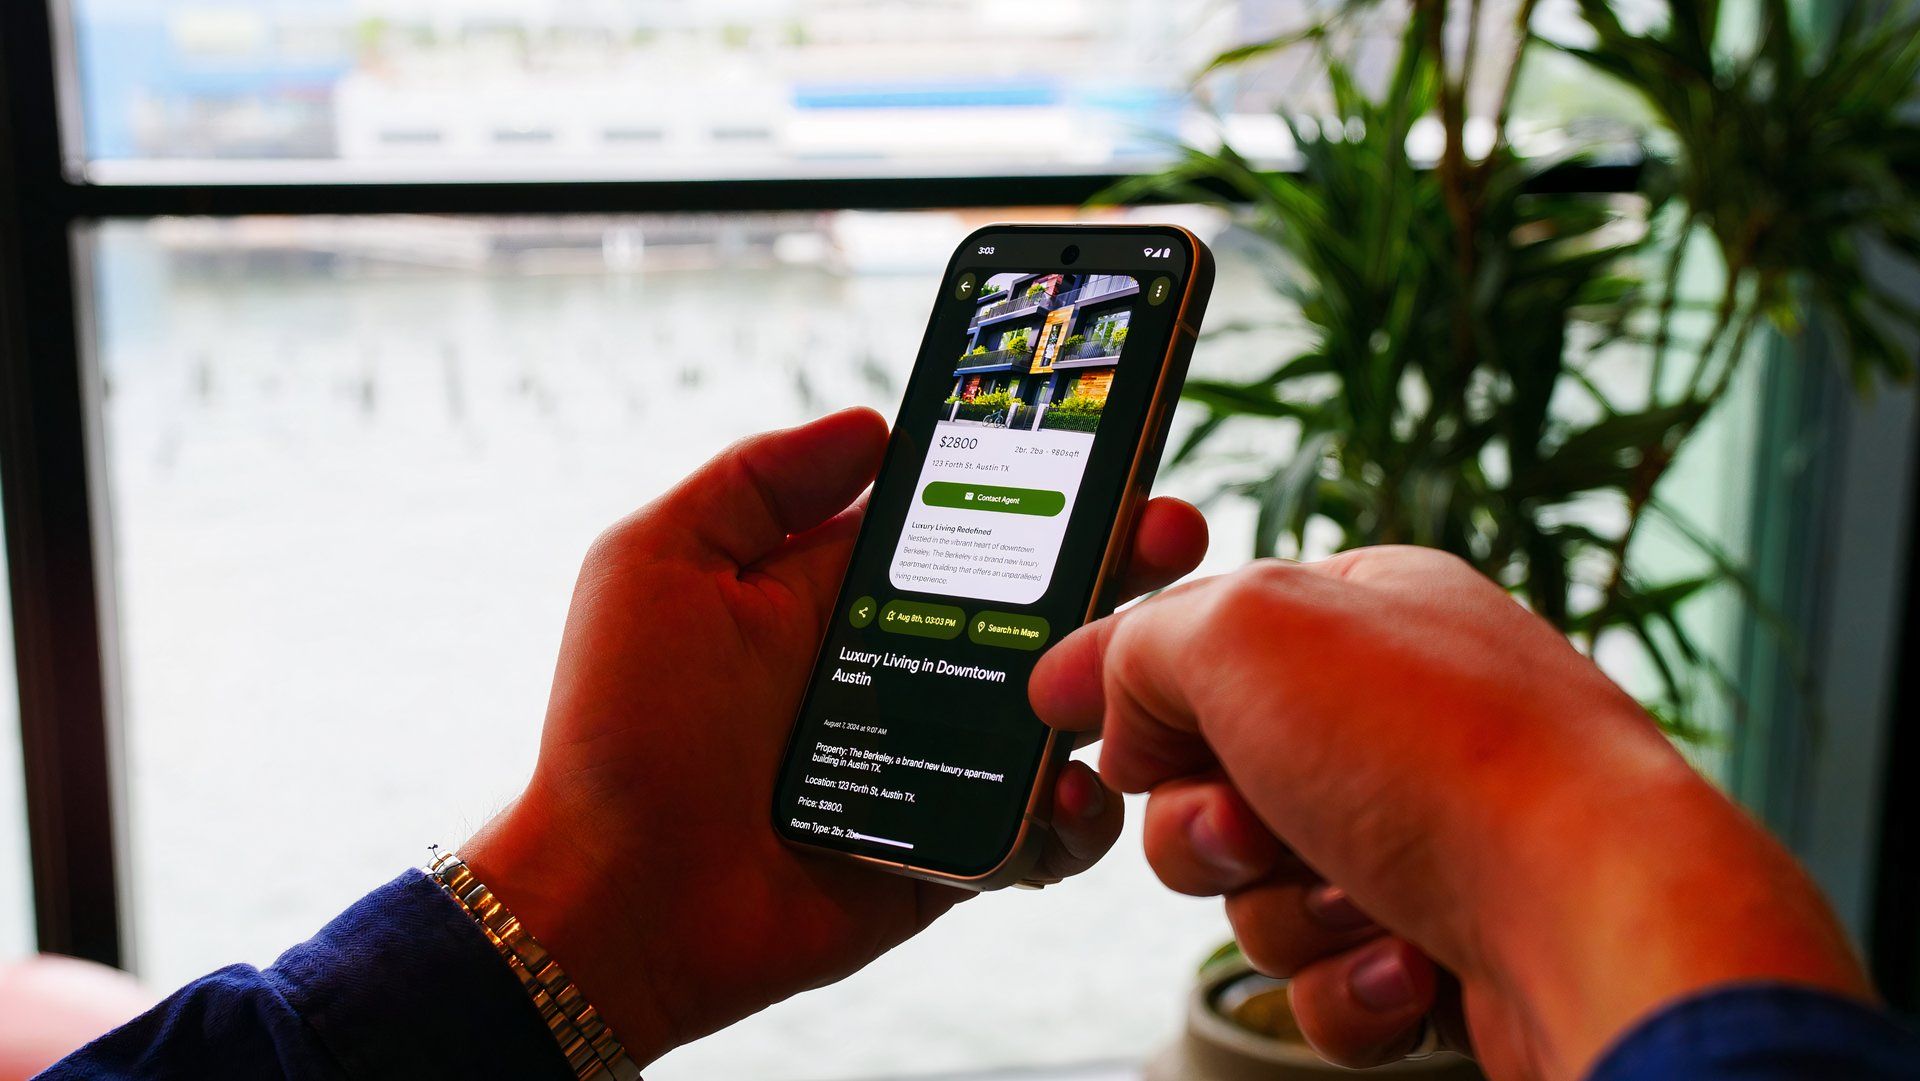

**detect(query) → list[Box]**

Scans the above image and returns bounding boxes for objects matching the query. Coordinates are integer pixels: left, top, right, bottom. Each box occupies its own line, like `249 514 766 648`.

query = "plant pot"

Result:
1145 963 1483 1081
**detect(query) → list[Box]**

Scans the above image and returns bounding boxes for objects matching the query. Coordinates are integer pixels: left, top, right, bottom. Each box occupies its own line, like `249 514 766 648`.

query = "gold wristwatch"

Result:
427 847 643 1081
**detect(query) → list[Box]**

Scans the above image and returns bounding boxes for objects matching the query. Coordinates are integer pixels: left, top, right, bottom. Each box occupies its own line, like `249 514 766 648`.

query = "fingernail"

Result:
1304 884 1373 932
1074 770 1108 818
1349 943 1416 1013
1190 806 1259 879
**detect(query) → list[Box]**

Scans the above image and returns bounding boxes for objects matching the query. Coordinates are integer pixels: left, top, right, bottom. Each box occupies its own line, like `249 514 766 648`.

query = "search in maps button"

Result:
968 611 1051 651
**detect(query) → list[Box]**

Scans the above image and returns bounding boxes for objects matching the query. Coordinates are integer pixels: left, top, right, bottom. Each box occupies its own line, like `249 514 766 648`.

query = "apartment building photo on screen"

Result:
945 271 1137 434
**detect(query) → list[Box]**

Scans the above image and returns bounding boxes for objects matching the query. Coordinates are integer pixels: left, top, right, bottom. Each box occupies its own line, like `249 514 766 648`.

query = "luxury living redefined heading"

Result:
888 270 1139 605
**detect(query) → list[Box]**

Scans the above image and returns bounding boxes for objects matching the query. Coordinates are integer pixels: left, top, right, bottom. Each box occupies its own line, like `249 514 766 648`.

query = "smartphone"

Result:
772 223 1214 890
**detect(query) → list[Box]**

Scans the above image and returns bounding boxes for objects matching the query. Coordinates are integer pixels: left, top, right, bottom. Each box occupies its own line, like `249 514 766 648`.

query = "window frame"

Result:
2 0 128 968
3 2 1911 1030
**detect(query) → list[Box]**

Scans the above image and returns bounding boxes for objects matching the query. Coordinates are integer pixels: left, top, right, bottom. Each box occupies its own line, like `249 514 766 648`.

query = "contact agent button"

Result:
879 599 965 640
922 481 1066 517
967 611 1051 651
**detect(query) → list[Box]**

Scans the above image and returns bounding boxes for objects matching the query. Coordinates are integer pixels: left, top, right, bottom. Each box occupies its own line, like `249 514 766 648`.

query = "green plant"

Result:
1002 329 1033 353
1568 0 1920 393
954 389 1015 420
1065 334 1088 348
969 345 988 356
1049 393 1106 414
1025 281 1048 299
979 282 1004 297
1104 1 1920 735
1040 395 1105 432
1040 392 1108 433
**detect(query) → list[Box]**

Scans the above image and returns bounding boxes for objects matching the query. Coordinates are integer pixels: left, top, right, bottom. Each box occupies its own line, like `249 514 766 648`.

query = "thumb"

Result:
644 408 888 569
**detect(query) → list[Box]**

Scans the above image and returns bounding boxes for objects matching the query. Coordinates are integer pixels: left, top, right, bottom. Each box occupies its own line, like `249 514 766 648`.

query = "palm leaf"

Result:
1254 430 1336 557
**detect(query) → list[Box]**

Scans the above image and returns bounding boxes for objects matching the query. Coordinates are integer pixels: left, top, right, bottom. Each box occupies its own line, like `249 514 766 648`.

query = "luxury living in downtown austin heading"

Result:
828 646 1010 687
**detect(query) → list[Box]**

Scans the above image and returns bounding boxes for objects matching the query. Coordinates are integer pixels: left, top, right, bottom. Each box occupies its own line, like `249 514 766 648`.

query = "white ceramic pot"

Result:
1145 964 1483 1081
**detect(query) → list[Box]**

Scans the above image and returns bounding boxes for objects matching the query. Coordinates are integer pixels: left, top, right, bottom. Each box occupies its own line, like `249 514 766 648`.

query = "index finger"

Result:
1028 560 1350 793
1109 497 1209 604
1026 574 1223 791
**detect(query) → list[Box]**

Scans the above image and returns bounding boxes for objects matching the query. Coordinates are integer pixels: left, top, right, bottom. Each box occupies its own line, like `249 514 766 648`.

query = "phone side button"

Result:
1147 330 1197 458
1170 325 1201 372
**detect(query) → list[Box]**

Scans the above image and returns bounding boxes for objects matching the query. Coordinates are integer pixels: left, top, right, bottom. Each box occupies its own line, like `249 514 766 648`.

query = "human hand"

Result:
1030 547 1870 1081
462 408 1209 1065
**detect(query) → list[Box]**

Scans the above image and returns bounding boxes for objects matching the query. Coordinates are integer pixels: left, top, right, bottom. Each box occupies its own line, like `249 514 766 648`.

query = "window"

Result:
1086 310 1129 346
8 0 1912 1073
69 1 1229 182
67 1 1653 184
84 208 1286 1077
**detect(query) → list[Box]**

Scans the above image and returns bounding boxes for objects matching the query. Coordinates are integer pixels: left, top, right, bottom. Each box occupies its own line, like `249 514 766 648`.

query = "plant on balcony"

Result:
1050 393 1106 415
1103 0 1920 739
1002 329 1033 354
954 389 1015 421
1025 281 1048 299
979 282 1004 297
1039 393 1106 432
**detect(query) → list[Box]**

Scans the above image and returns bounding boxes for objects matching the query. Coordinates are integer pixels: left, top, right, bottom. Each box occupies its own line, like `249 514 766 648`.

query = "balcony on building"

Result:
1048 274 1140 310
954 344 1037 375
1051 339 1124 369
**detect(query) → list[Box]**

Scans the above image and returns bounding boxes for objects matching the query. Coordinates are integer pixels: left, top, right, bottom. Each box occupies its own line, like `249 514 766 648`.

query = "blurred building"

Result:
74 0 1241 173
75 0 354 160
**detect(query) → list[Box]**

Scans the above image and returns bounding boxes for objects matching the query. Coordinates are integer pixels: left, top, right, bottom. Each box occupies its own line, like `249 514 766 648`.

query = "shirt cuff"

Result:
1586 981 1920 1081
269 869 574 1081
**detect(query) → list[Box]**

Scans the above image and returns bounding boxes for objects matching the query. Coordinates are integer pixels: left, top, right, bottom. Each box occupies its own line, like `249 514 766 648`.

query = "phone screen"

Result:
773 227 1203 878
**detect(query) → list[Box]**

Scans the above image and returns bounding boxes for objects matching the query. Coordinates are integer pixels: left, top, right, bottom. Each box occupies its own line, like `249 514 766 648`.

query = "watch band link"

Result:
427 846 643 1081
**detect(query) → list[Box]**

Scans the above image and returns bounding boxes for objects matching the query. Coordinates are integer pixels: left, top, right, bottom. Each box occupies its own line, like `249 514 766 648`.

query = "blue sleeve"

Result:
1588 983 1920 1081
37 871 574 1081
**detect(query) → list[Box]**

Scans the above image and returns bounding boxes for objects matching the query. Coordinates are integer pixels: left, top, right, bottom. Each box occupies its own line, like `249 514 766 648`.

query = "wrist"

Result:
1483 752 1871 1078
460 784 684 1068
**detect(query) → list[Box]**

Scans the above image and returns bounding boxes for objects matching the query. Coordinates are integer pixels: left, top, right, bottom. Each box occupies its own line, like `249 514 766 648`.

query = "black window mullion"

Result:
51 159 1639 221
1 0 126 968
